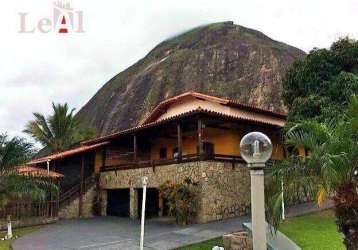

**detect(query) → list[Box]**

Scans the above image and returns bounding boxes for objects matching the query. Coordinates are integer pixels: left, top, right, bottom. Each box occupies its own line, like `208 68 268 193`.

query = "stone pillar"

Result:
130 188 138 219
100 189 107 216
250 167 266 250
158 197 163 217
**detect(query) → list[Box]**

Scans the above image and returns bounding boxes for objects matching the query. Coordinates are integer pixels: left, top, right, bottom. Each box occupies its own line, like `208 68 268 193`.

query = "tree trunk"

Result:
334 183 358 250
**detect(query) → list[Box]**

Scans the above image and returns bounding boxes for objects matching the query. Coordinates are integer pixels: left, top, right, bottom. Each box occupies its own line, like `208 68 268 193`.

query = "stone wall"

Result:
200 162 251 222
58 186 96 219
99 189 108 216
223 231 253 250
100 161 251 223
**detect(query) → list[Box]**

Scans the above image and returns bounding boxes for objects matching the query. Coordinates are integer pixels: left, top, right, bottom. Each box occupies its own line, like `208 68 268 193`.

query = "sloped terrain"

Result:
76 21 305 135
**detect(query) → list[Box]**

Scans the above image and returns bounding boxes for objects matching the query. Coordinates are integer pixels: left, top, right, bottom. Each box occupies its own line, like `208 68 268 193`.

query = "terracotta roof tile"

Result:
142 91 287 124
29 141 109 165
17 166 64 178
82 107 285 145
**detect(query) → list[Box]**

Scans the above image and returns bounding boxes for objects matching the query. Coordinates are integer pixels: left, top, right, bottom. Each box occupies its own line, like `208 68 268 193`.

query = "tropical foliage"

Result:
24 103 96 153
266 96 358 249
0 134 56 207
282 38 358 123
159 178 199 225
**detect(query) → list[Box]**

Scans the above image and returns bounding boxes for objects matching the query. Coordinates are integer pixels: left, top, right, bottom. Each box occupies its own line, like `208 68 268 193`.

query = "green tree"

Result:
0 134 57 239
0 134 56 206
282 37 358 123
267 96 358 249
159 178 199 225
24 103 96 153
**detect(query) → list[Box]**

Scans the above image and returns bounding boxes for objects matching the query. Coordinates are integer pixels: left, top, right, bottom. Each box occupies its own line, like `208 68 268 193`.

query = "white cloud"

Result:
0 0 357 145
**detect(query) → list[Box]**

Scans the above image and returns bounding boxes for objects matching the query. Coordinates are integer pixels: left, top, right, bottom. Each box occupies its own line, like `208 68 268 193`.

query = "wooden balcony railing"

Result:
101 153 245 172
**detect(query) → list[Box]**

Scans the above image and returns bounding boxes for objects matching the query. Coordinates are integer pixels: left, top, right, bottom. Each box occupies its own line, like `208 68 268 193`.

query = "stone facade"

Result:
58 186 96 219
223 231 253 250
129 188 138 219
100 161 251 223
99 189 108 216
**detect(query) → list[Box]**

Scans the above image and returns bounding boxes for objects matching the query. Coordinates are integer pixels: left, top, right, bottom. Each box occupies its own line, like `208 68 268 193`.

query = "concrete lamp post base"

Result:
249 163 266 250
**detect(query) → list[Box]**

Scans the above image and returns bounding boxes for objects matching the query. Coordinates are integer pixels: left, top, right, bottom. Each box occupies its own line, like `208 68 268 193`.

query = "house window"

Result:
159 147 167 159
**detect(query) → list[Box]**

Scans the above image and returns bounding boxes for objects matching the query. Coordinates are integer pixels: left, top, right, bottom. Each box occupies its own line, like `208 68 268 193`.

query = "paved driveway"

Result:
13 216 248 250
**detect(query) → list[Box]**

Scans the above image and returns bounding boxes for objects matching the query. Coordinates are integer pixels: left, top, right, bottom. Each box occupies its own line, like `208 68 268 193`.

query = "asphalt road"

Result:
12 216 248 250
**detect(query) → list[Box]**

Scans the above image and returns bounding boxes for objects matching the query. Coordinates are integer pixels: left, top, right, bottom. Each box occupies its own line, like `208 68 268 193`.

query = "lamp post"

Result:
140 176 148 250
281 178 285 220
240 132 272 250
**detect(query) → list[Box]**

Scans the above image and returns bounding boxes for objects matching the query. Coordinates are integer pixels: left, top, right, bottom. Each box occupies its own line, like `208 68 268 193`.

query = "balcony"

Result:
100 152 245 172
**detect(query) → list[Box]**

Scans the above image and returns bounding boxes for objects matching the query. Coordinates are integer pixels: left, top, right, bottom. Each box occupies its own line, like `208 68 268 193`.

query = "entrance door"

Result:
107 189 130 217
137 188 159 218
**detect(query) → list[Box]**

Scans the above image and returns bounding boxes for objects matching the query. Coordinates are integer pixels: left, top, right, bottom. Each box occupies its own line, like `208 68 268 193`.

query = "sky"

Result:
1 0 357 146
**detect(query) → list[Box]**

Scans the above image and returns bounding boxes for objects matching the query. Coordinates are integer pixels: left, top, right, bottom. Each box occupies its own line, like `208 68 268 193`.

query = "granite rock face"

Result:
76 21 305 136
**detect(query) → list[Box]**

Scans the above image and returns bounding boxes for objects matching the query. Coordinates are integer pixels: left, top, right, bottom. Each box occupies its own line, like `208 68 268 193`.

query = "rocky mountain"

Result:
76 21 305 136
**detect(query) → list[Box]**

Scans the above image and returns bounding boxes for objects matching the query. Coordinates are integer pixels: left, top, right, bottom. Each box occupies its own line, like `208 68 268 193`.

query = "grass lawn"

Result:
177 210 344 250
279 209 344 250
176 238 223 250
0 226 41 250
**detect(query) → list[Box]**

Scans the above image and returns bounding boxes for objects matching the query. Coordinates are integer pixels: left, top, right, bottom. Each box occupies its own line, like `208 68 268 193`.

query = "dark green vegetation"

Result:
76 21 305 135
282 38 358 123
267 96 358 249
279 210 344 250
0 133 56 243
24 103 96 153
0 134 33 170
0 134 55 207
0 226 41 250
159 179 199 225
267 36 358 249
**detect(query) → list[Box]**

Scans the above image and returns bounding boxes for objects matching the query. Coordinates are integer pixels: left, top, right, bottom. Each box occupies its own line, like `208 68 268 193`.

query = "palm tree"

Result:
266 95 358 249
0 134 56 239
24 103 95 153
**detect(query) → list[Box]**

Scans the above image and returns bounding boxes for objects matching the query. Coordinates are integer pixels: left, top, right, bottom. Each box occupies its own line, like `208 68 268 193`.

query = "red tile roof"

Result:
141 91 287 124
81 107 285 145
17 166 64 178
28 141 110 165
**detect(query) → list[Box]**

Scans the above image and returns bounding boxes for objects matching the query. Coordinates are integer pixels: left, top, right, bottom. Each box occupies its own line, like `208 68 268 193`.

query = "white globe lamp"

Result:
240 132 272 165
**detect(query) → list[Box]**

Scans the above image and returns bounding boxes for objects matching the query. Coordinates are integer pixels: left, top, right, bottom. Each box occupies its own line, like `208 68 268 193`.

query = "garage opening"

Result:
138 188 159 218
107 188 130 217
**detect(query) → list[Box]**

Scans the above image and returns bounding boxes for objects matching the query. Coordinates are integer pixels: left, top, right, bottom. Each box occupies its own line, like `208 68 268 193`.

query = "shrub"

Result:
159 178 199 225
